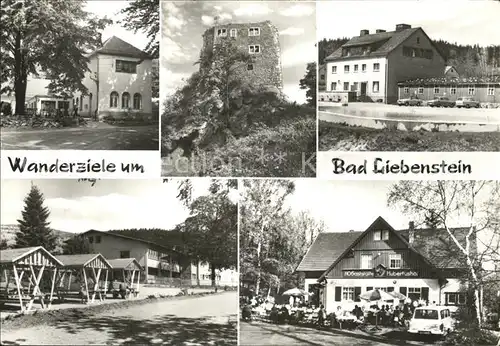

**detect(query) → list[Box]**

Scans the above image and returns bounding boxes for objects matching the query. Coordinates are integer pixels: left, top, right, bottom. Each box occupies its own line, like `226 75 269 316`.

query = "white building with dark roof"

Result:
324 24 446 104
296 216 474 313
73 36 153 121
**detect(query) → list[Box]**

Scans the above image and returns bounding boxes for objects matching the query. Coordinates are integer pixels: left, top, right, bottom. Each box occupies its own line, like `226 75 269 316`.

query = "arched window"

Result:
122 92 130 109
79 95 83 111
110 91 118 108
133 93 142 110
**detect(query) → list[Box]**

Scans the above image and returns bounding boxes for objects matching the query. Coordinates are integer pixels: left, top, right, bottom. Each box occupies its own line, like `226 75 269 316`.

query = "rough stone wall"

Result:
200 21 283 89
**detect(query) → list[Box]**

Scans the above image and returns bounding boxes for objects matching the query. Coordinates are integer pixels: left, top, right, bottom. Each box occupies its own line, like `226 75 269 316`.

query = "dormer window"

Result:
248 27 260 36
217 28 227 37
374 230 389 241
230 29 237 37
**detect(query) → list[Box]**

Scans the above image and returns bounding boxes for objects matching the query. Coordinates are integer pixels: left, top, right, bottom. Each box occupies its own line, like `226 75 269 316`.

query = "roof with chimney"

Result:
87 36 151 59
296 216 474 274
325 24 434 62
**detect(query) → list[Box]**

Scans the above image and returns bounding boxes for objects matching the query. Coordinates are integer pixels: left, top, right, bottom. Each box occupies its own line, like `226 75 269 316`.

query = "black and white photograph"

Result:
317 1 500 152
160 1 316 177
239 179 500 345
0 0 160 150
0 179 238 345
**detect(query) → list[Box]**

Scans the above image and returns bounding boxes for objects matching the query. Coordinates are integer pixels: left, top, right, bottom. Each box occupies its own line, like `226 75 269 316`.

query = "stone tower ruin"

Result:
200 20 283 90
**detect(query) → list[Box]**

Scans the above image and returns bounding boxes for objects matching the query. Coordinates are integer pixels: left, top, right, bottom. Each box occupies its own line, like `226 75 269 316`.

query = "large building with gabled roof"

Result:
73 36 153 121
324 24 446 104
296 216 474 313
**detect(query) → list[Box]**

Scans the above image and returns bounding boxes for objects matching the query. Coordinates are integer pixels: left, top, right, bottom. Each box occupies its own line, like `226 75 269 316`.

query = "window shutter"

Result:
335 287 342 302
367 286 373 291
421 287 429 301
400 287 407 296
354 287 361 302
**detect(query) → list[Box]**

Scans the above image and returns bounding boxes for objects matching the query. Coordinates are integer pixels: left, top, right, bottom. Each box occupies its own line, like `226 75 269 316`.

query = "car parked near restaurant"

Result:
397 96 422 106
455 97 481 108
408 306 455 336
427 97 455 108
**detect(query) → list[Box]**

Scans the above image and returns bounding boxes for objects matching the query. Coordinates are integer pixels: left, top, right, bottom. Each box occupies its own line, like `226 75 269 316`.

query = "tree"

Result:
120 0 159 59
62 235 91 255
176 179 238 286
299 62 317 107
388 180 500 325
240 179 295 295
0 238 8 250
196 40 254 129
16 184 57 251
0 0 111 115
151 59 159 98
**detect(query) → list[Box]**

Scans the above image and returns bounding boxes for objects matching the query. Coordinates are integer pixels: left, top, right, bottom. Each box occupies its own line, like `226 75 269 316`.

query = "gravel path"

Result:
0 291 237 345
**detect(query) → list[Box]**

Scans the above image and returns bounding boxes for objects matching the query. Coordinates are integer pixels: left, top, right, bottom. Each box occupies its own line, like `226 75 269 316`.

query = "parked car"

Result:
427 97 455 108
455 97 481 108
397 96 422 106
408 306 455 336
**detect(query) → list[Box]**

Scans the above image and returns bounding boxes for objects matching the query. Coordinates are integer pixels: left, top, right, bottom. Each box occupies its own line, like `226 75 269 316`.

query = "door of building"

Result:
361 82 367 96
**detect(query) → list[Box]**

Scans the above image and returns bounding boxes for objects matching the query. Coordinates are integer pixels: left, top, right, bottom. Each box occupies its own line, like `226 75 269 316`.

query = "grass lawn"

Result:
319 121 500 151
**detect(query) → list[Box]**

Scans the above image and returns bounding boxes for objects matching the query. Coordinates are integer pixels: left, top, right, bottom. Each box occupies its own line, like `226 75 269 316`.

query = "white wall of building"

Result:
326 57 387 101
321 277 464 313
74 54 152 118
97 55 152 114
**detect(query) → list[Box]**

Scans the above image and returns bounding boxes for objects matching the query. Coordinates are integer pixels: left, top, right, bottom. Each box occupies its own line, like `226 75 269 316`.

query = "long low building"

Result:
397 75 500 104
81 229 238 286
296 216 473 313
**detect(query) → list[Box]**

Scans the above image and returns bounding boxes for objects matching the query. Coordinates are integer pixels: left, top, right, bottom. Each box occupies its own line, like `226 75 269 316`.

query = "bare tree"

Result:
388 180 500 325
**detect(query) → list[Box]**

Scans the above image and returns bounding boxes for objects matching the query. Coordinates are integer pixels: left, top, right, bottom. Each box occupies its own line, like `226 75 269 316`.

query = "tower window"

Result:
248 27 260 36
248 45 261 54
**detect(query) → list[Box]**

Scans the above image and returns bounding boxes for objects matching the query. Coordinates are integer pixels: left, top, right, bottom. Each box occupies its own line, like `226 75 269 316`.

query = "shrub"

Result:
444 326 499 346
199 116 316 177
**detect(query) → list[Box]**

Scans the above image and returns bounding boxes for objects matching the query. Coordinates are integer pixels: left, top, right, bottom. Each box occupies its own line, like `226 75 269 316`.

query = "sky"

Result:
317 0 500 46
0 179 235 234
84 1 152 52
161 1 316 103
285 180 412 232
283 180 498 269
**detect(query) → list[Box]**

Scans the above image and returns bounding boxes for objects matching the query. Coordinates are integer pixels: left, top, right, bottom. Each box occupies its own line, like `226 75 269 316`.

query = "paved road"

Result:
240 321 437 346
1 292 237 345
1 125 159 150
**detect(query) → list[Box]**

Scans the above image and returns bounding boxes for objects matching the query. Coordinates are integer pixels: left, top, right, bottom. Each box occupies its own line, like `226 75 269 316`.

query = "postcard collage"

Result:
1 0 500 345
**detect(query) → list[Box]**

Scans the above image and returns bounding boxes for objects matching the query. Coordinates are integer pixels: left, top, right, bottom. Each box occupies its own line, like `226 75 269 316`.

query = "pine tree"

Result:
15 184 57 251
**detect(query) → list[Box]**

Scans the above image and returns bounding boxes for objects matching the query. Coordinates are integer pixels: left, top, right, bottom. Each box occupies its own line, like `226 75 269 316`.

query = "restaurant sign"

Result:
343 266 419 278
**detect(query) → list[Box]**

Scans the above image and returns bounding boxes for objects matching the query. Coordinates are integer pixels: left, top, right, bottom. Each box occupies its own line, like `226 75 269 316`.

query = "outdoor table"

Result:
337 315 358 329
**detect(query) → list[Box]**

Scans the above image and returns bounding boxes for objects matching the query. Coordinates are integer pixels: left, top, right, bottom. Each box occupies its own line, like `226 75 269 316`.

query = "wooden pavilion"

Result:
0 246 63 312
55 254 112 304
107 258 143 299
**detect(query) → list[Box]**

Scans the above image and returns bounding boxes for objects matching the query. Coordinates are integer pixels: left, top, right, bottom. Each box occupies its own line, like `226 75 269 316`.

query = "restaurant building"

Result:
397 75 500 104
296 216 472 313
